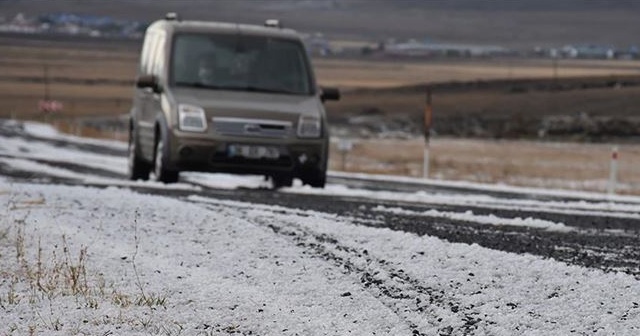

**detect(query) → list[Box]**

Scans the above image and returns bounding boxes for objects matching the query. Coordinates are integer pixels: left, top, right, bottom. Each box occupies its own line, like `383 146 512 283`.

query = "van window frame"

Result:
139 31 156 75
151 32 167 79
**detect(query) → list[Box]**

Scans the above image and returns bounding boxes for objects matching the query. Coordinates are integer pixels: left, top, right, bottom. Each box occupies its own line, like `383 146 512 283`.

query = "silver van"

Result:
128 14 339 188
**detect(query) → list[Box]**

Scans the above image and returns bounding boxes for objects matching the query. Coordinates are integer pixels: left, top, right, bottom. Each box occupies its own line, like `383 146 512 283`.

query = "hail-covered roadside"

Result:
1 120 640 335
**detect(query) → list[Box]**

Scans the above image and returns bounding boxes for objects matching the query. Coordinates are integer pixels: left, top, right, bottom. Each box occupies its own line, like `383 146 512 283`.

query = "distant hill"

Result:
2 0 640 48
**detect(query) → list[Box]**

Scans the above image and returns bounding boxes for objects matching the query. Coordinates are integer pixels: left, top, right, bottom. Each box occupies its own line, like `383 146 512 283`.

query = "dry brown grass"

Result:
0 84 128 140
1 61 136 80
0 82 131 99
329 137 640 194
1 45 137 79
313 58 640 88
0 42 136 120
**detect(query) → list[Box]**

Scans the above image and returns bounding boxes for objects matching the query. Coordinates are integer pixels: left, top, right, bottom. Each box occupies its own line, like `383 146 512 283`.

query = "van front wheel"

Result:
301 169 326 188
128 131 150 181
153 137 179 183
272 175 293 189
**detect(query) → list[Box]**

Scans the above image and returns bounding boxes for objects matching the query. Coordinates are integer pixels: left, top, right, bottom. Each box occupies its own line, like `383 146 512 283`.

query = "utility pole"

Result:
608 146 619 195
552 56 559 87
43 63 50 101
423 84 433 179
39 63 63 117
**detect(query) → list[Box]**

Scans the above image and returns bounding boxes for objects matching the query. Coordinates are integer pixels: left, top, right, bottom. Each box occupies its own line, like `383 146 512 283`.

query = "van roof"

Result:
147 19 301 40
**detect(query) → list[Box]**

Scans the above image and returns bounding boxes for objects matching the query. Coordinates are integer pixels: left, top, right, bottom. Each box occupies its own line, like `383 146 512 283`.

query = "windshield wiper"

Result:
174 81 223 90
234 85 300 95
175 82 303 95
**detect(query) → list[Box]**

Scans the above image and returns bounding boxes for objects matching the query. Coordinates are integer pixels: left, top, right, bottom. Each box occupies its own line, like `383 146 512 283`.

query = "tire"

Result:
153 136 179 183
127 129 150 181
272 174 293 189
302 169 326 188
302 141 329 189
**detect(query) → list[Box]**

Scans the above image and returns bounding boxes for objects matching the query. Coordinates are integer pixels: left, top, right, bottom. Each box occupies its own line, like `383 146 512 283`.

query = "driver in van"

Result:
197 53 217 85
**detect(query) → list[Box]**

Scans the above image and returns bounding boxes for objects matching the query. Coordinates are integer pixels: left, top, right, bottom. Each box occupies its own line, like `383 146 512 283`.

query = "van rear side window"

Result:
170 33 313 95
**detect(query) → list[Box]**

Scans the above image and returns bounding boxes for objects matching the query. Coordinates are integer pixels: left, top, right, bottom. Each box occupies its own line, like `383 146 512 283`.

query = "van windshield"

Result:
170 33 314 95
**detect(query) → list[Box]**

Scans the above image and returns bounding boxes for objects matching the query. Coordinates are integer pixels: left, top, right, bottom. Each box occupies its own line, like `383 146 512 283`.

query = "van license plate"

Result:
228 145 279 159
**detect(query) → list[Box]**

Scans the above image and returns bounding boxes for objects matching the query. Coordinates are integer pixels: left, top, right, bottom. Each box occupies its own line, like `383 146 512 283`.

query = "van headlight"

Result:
297 115 321 138
178 104 207 132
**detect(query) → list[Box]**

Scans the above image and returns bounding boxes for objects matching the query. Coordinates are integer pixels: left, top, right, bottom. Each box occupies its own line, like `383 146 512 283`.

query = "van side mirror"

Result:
136 75 161 93
320 87 340 102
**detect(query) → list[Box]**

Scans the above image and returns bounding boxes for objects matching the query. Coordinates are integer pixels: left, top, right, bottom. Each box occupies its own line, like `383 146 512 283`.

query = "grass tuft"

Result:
0 202 169 334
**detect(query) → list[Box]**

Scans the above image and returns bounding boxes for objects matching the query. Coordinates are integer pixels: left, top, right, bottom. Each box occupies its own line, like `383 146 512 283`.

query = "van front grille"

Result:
212 117 293 138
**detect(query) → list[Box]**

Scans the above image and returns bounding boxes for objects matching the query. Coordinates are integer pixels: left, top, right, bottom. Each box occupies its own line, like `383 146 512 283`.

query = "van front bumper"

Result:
165 130 327 177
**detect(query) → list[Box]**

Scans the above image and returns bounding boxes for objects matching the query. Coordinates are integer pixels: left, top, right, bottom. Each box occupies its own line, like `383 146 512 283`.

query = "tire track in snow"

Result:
189 199 494 336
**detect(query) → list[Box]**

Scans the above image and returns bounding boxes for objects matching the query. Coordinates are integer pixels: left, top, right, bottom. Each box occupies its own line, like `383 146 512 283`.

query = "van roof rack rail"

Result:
165 12 179 21
264 19 282 28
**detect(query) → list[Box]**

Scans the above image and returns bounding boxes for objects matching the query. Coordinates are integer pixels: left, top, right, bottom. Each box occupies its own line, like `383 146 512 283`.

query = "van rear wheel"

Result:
154 137 179 183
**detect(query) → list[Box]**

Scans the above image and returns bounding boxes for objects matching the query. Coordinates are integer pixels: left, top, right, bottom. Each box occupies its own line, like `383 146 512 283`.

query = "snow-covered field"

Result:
1 121 640 335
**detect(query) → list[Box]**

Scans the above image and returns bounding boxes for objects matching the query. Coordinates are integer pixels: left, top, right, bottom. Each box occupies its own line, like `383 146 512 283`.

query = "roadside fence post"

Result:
338 138 353 171
75 121 82 137
607 146 619 195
